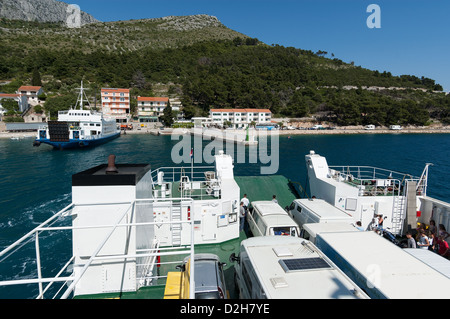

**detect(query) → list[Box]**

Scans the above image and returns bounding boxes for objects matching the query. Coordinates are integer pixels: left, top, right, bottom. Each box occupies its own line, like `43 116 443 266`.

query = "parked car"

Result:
176 253 228 299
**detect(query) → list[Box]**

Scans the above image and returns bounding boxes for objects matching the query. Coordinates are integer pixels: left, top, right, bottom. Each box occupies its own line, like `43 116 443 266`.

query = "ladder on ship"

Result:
391 195 406 235
391 181 417 235
171 205 182 246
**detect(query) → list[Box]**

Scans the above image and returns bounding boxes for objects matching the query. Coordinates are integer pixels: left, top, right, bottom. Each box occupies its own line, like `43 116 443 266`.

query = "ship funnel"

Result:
106 154 119 174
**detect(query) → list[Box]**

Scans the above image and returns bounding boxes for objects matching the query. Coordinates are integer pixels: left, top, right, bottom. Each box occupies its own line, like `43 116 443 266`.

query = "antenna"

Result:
75 80 91 111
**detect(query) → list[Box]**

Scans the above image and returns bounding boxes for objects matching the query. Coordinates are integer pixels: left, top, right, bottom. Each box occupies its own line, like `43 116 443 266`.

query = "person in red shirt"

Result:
437 236 450 259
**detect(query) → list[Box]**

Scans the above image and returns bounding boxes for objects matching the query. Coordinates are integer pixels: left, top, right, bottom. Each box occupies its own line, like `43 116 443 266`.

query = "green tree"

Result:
44 94 77 120
1 99 20 115
31 67 42 86
162 102 174 127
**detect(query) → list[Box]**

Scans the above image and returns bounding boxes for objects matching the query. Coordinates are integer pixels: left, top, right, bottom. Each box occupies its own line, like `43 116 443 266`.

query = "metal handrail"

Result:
0 198 196 299
330 165 421 180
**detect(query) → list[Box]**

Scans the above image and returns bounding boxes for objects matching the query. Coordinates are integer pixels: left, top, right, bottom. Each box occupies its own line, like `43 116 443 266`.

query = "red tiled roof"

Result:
138 97 169 102
101 88 130 93
0 93 20 98
210 108 272 113
18 86 42 92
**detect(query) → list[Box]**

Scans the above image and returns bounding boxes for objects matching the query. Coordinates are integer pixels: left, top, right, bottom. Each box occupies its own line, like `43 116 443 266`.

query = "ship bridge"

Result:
305 151 431 236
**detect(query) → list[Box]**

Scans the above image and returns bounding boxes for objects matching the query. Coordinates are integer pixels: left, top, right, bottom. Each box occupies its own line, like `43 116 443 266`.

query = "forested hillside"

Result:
1 16 449 126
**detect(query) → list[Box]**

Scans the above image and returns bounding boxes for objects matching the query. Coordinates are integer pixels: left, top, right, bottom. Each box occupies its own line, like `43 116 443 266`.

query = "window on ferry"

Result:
96 124 100 126
271 227 294 236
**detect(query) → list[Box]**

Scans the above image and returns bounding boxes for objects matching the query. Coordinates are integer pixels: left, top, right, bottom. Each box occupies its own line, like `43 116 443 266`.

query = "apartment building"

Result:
17 86 43 103
137 97 169 122
209 108 272 128
101 88 130 123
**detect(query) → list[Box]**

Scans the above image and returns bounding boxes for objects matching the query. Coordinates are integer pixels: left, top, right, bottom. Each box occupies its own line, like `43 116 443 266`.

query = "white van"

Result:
229 236 368 299
288 198 353 229
300 222 359 244
389 125 402 130
247 201 299 237
364 125 375 130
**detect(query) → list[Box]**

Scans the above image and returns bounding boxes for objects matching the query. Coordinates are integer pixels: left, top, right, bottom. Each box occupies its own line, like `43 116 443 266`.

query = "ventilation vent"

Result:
270 277 288 289
272 247 293 257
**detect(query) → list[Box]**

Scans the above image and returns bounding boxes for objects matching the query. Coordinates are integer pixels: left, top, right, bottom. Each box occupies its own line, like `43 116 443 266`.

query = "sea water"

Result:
1 133 450 298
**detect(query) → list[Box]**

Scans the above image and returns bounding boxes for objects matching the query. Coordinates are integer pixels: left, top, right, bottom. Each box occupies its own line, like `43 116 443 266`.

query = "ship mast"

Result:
74 81 92 111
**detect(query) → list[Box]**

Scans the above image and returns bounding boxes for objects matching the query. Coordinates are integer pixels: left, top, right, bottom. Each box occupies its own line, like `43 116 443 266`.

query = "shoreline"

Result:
2 127 450 139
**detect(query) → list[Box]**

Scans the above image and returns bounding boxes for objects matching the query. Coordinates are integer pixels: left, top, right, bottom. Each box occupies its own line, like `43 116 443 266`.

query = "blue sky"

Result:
67 0 450 91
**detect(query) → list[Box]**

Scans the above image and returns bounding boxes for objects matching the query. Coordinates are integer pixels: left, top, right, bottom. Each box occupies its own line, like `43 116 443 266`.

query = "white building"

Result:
137 97 170 122
209 108 272 128
17 86 44 104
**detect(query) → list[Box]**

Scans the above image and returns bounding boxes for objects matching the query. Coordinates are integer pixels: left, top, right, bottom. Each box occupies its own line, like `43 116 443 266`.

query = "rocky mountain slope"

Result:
0 0 98 25
0 13 248 53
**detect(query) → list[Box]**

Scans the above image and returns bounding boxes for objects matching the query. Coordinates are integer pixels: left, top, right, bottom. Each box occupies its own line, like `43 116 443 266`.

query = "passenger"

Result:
406 232 417 248
376 215 384 234
429 219 437 236
429 233 438 253
356 221 364 231
415 224 424 242
239 202 246 232
272 195 278 204
438 224 450 241
437 236 450 259
241 194 249 213
367 217 378 232
417 229 430 250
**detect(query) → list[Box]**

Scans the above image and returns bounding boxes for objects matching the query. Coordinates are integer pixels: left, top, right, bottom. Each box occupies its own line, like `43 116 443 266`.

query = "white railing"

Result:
151 166 221 200
0 198 196 299
329 165 424 197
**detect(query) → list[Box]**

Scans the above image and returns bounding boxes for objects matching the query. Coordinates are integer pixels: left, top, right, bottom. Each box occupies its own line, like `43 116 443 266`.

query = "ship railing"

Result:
0 203 75 299
329 165 423 197
151 166 221 200
0 198 196 299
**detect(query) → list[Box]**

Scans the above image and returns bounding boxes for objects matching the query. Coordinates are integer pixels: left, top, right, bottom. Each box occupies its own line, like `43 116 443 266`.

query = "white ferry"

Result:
2 150 449 300
305 150 450 236
0 151 243 299
33 82 120 150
